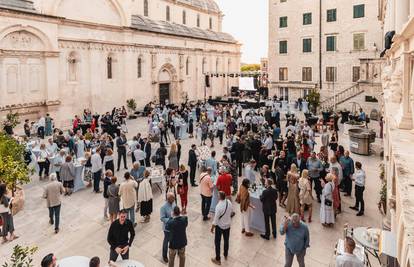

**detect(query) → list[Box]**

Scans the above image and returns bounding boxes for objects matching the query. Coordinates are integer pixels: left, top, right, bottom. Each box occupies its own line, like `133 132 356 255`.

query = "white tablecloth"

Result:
58 256 90 267
249 189 266 234
107 260 144 267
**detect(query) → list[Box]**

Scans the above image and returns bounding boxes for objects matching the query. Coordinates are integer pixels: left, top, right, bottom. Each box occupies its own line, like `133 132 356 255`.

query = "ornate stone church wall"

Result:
0 1 241 128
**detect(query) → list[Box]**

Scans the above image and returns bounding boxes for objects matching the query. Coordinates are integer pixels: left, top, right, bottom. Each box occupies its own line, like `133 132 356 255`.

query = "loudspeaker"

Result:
205 75 210 87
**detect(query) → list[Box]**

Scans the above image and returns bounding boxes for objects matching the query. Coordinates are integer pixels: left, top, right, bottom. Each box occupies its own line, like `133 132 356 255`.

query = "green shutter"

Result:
303 13 312 25
280 16 287 28
303 39 312 53
353 5 364 18
279 41 287 54
327 36 335 51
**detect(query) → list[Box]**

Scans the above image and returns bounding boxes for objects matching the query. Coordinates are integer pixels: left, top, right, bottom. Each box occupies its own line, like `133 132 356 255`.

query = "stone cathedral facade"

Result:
0 0 241 127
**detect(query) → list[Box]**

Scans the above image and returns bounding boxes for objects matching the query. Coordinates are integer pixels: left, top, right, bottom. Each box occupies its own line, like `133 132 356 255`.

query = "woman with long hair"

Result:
178 165 189 214
0 184 18 243
107 176 120 223
236 179 255 237
137 170 153 223
286 164 301 215
60 155 76 196
298 169 313 222
103 148 115 174
168 143 178 170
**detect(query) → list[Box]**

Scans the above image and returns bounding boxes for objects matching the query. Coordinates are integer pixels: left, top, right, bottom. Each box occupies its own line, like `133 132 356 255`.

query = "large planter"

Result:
11 187 25 215
343 121 365 135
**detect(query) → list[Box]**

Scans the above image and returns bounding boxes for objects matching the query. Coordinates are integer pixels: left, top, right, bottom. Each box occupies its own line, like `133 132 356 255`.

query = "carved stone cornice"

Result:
0 100 61 112
0 49 59 58
57 39 240 57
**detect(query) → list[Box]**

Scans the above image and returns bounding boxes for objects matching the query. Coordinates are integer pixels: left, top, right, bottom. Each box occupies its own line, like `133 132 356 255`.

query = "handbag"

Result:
324 183 333 206
324 199 332 206
235 193 241 204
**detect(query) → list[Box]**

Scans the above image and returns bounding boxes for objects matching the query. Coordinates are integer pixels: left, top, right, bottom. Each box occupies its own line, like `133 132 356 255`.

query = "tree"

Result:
0 132 32 195
126 99 137 113
2 245 38 267
240 64 260 72
304 90 320 114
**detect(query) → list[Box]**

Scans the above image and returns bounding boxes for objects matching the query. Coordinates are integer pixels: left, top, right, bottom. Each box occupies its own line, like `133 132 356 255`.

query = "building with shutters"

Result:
268 0 383 107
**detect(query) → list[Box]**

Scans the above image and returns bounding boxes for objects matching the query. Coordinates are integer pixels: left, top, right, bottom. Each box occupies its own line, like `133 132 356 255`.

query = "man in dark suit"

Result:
116 133 128 171
188 144 198 186
143 137 151 167
230 137 245 177
165 206 188 267
260 179 278 240
292 151 307 175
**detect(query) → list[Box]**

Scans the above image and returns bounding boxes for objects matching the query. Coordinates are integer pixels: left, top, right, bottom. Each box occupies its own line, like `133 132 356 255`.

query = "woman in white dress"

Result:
320 173 335 227
76 136 86 159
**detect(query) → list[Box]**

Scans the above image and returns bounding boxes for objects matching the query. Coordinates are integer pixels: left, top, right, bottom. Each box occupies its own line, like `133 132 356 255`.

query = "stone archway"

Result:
157 63 180 104
0 26 53 107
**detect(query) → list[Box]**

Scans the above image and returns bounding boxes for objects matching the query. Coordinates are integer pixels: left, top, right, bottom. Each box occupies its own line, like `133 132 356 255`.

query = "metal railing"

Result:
320 84 364 111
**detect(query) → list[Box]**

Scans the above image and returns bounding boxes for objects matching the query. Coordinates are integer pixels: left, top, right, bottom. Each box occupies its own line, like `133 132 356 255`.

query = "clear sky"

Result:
216 0 268 64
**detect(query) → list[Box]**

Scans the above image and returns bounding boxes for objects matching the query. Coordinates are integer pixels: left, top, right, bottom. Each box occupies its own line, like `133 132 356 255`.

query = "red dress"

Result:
332 176 340 211
302 144 310 161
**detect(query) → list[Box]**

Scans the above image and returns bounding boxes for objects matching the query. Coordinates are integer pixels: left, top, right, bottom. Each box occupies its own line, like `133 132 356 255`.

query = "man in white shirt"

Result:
211 191 233 265
217 120 226 145
91 147 103 193
350 161 366 216
133 144 146 167
336 237 363 267
263 133 274 152
46 138 58 156
38 116 46 139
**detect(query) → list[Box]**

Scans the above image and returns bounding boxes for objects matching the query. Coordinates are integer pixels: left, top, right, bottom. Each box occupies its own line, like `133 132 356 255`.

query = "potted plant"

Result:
343 120 365 135
126 99 137 119
0 132 32 214
304 90 320 114
378 179 387 215
2 245 38 267
2 111 20 135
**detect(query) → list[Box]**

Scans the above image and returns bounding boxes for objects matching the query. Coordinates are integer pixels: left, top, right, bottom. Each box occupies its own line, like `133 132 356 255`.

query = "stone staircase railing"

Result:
319 84 364 111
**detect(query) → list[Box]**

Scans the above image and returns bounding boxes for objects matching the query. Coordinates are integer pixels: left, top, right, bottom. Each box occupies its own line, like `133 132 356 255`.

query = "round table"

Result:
353 227 381 267
110 259 144 267
58 256 90 267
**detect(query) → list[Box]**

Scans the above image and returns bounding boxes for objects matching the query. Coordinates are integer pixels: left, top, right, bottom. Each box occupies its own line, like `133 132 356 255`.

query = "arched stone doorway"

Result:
158 63 179 105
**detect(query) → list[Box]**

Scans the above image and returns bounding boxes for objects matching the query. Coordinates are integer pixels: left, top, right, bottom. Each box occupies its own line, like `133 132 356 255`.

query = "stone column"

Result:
390 0 396 30
88 45 104 113
396 0 409 32
44 56 59 102
396 41 413 129
411 0 414 19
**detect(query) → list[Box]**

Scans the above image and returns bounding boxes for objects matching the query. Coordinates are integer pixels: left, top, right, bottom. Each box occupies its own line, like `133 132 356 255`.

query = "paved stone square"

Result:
0 116 383 267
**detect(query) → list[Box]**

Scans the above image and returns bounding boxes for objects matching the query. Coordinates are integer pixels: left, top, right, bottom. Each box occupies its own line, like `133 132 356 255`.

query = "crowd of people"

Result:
0 99 372 267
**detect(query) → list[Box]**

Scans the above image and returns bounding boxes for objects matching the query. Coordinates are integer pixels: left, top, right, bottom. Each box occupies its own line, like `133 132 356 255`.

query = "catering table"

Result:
353 227 382 266
32 156 85 192
207 108 215 121
197 146 211 169
58 256 90 267
107 260 144 267
302 101 309 113
148 166 164 192
249 189 265 233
